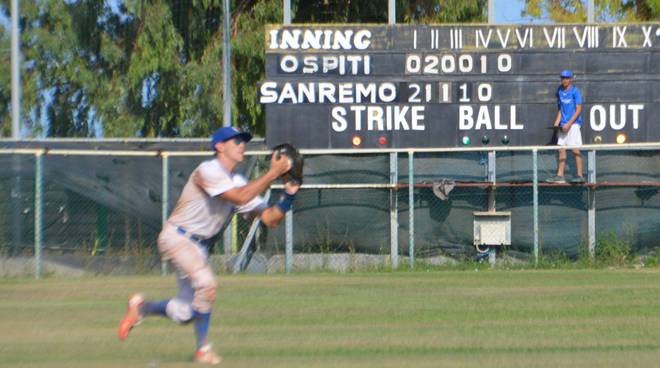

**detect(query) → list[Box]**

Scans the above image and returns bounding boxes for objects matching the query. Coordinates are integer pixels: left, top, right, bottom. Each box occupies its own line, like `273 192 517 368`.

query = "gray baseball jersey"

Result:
168 158 267 239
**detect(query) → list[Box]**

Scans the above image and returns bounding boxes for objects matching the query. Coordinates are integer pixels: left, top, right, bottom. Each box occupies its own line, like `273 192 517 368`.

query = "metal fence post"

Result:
486 150 498 267
11 156 22 256
161 153 169 276
11 0 21 139
34 151 44 279
588 150 596 260
285 210 293 273
283 0 291 24
487 151 496 211
220 0 234 266
223 222 233 255
222 0 232 128
390 152 399 268
231 214 238 254
587 0 595 23
408 151 414 268
95 205 106 255
532 149 539 266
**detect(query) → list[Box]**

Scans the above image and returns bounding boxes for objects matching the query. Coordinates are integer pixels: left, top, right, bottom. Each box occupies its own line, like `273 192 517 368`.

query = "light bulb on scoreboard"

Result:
501 135 510 145
461 136 471 145
481 135 490 145
616 133 627 144
593 135 602 144
378 136 387 145
352 135 362 147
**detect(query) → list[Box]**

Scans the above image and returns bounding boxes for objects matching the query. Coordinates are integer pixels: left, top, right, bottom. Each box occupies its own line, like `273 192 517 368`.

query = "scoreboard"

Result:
260 24 660 149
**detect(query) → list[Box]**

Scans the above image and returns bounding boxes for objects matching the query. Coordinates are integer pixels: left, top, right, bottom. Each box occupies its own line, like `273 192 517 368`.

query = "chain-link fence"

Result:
1 144 660 276
0 144 660 272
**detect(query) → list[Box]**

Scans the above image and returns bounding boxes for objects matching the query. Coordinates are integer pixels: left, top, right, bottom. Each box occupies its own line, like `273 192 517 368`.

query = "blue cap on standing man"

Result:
210 126 252 150
560 70 574 78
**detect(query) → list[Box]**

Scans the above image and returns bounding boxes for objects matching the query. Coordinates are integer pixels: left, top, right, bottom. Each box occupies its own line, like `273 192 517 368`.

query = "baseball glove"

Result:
272 143 304 185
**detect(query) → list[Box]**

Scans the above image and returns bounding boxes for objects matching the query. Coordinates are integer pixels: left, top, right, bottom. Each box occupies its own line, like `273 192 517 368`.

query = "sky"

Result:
494 0 544 24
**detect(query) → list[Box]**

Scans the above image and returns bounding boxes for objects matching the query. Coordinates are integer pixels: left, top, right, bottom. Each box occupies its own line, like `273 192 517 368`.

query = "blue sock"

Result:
142 299 169 316
193 311 212 349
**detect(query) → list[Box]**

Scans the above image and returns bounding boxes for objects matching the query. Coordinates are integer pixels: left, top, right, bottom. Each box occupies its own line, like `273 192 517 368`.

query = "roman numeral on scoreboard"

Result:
430 29 439 49
573 26 599 48
543 27 566 48
450 28 463 49
590 26 599 47
613 26 628 48
429 28 463 49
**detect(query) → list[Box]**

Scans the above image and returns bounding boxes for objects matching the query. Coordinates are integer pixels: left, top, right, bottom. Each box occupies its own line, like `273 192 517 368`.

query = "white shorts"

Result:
557 124 582 147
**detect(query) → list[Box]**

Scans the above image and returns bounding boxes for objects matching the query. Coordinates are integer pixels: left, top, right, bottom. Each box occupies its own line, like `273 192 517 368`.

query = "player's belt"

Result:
174 225 209 246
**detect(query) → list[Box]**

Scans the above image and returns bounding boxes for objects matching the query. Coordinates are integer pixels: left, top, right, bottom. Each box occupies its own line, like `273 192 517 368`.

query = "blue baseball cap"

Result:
210 126 252 150
560 70 574 78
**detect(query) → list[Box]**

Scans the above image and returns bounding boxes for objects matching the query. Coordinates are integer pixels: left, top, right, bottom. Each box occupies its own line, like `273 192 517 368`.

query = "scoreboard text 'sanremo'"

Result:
261 24 660 148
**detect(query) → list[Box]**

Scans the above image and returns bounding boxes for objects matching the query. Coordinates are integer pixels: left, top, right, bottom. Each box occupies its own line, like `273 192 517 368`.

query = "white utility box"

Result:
473 211 511 247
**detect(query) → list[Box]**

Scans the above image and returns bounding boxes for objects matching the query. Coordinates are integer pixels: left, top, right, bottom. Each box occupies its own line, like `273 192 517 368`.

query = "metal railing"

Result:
1 142 660 277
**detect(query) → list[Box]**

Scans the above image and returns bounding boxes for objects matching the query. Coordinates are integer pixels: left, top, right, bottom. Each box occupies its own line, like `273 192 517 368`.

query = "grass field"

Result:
2 270 660 367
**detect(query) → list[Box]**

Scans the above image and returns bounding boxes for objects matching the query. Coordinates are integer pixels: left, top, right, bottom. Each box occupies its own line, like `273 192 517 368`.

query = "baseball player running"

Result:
118 126 299 365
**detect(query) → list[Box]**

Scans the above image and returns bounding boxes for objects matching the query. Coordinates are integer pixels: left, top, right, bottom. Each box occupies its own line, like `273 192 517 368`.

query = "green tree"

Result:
403 0 487 23
233 0 282 136
0 0 228 138
291 0 486 23
293 0 388 23
94 0 229 137
21 1 107 137
523 0 660 22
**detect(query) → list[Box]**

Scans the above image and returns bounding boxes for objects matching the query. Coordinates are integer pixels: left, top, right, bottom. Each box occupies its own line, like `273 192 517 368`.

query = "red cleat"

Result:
118 293 144 341
194 344 222 365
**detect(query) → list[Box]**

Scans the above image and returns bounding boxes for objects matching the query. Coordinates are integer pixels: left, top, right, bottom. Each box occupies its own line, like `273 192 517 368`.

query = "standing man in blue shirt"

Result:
546 70 585 184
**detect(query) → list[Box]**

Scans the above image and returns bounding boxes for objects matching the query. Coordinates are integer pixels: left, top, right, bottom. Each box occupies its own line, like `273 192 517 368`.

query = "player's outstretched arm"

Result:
260 181 300 227
220 153 290 205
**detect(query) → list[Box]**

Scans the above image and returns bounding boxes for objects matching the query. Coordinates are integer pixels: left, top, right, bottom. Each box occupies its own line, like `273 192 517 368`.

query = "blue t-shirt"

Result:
556 85 583 127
